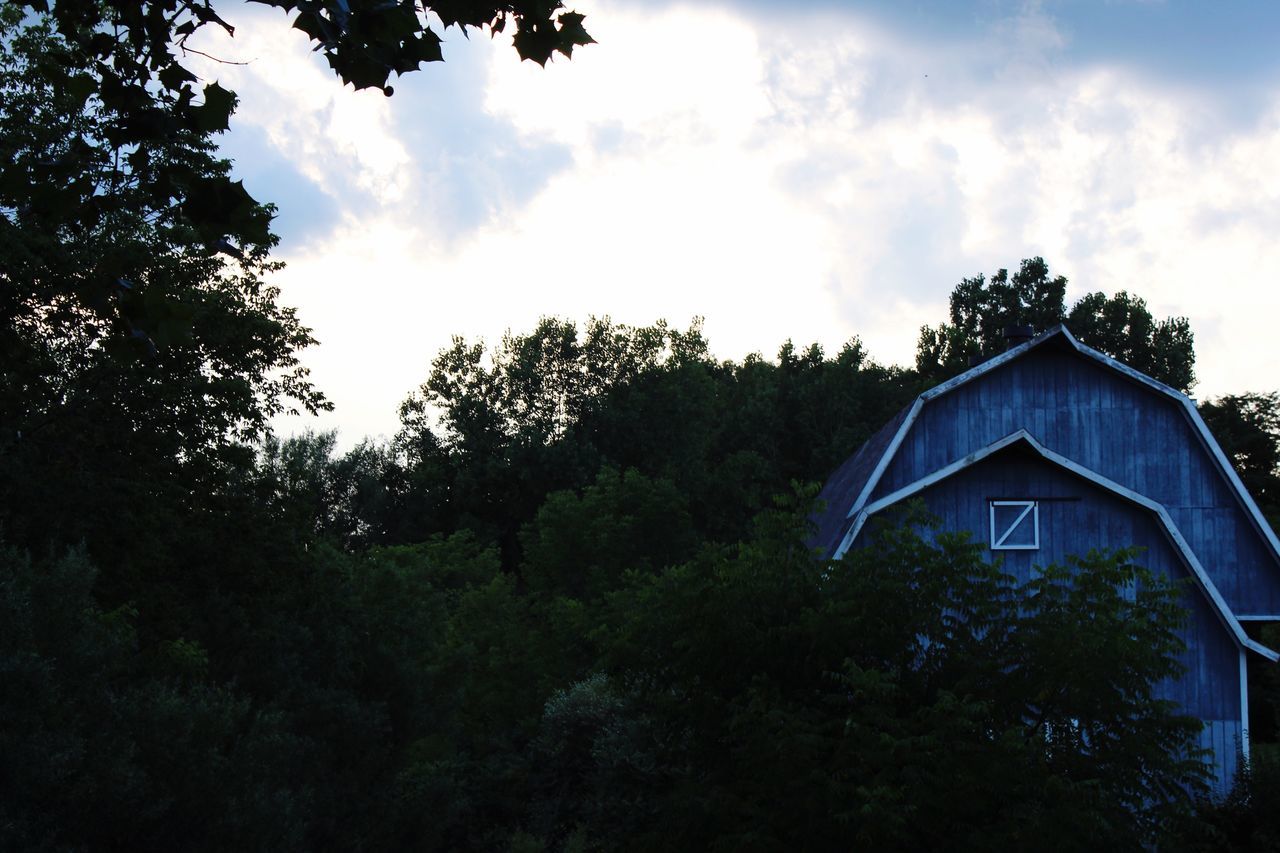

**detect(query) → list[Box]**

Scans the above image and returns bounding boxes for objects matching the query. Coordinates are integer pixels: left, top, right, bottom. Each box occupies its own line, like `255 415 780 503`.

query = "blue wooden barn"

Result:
810 324 1280 792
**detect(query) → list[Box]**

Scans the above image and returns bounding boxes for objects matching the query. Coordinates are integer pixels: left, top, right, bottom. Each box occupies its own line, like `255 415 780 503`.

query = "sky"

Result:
187 0 1280 446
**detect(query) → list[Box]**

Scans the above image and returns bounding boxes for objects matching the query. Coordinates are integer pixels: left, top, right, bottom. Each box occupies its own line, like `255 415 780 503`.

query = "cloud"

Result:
213 122 341 248
185 5 571 247
484 3 772 149
184 6 410 212
189 1 1280 444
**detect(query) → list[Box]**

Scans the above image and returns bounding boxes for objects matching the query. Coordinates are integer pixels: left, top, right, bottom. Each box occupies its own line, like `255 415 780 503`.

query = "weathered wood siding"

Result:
899 449 1243 792
871 343 1280 616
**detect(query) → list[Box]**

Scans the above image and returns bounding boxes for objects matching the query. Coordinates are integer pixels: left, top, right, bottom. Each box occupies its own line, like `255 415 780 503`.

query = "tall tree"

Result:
1067 290 1196 393
0 10 326 614
916 257 1069 373
917 257 1197 392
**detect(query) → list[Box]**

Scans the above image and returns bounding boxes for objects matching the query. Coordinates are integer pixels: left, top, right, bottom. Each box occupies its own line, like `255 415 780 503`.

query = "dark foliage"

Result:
0 9 1272 839
388 317 915 569
4 300 1246 848
1200 392 1280 529
918 256 1197 392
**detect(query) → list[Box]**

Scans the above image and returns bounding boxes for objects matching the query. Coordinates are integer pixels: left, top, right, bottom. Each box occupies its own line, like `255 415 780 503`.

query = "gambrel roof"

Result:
812 324 1280 632
810 403 912 562
813 325 1280 572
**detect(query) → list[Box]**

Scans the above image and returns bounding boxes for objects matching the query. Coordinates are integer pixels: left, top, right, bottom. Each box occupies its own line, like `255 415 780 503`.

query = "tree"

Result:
394 317 705 563
522 673 664 849
1188 744 1280 850
591 500 1208 850
1 4 274 338
29 0 593 97
1199 392 1280 530
1067 290 1196 393
390 317 916 565
0 12 325 592
0 542 313 851
917 257 1197 392
916 257 1069 374
519 467 698 601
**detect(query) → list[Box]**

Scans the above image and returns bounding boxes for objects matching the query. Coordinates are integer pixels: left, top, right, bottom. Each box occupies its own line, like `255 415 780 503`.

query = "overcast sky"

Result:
189 0 1280 445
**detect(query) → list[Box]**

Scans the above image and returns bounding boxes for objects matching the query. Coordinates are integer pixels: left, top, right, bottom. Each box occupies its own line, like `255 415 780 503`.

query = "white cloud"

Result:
185 7 412 208
484 3 772 150
195 1 1280 444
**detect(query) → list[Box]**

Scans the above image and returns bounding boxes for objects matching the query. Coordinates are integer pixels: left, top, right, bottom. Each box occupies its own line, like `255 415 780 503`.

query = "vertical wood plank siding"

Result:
872 346 1280 616
915 454 1241 722
904 446 1243 792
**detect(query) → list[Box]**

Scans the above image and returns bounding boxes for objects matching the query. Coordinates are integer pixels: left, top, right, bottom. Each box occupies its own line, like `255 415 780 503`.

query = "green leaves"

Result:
586 507 1208 849
157 61 197 92
520 467 697 601
281 0 592 90
290 8 333 43
2 0 593 352
917 257 1197 391
512 8 595 66
400 30 444 70
193 81 236 133
554 11 595 58
61 71 96 105
1200 392 1280 527
1067 290 1196 392
181 176 272 246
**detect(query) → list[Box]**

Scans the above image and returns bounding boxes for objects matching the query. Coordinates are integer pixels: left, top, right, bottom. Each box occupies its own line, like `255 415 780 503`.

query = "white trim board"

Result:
834 429 1278 663
1049 325 1280 571
849 398 922 519
1241 649 1252 762
990 500 1039 550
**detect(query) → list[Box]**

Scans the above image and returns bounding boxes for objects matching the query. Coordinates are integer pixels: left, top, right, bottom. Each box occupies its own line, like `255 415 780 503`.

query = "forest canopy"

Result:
2 3 1279 845
5 299 1280 848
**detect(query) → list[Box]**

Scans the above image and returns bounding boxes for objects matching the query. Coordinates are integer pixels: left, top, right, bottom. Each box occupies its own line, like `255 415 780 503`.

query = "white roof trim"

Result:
840 330 1064 531
917 328 1060 401
1241 649 1252 762
848 398 923 519
835 430 1033 558
1182 399 1280 570
1040 326 1280 569
837 323 1280 577
835 429 1278 662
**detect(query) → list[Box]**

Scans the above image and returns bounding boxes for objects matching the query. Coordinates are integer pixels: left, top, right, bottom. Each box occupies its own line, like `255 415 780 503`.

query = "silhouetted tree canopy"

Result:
1200 392 1280 529
0 11 327 612
2 303 1274 849
917 257 1197 392
0 22 1273 835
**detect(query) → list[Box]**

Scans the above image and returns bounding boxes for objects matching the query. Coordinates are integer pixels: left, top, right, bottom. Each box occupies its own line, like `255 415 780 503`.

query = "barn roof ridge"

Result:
832 428 1278 663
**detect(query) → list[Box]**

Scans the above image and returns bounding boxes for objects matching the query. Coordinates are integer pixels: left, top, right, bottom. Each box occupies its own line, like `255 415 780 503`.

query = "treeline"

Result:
5 304 1280 849
6 7 1280 849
